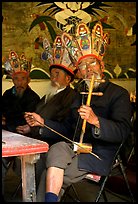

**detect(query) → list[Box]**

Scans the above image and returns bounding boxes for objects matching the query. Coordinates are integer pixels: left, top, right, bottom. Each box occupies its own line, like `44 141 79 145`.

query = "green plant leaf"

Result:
29 16 54 31
29 16 56 42
43 21 56 42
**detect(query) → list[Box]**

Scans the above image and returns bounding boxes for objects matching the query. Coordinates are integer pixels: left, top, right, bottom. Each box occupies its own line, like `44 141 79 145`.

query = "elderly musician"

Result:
16 36 77 146
25 22 132 202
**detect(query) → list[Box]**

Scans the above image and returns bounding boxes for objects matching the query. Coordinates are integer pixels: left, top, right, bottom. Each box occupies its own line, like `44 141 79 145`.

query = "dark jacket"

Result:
2 86 40 132
30 86 78 145
41 80 132 175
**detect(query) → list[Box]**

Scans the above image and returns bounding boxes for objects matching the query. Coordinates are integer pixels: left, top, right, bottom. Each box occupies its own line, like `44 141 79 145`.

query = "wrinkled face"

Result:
12 72 30 97
50 68 71 89
78 56 104 88
78 56 104 80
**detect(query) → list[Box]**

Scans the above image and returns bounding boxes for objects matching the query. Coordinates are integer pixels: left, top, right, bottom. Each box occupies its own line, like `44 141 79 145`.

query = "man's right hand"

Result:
24 112 44 127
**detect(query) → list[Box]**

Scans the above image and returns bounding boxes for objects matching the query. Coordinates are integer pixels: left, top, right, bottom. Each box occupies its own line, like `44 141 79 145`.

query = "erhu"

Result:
25 75 104 159
74 75 105 154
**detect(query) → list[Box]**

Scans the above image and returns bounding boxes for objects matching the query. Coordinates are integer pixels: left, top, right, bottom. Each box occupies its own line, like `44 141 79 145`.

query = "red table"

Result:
2 129 49 202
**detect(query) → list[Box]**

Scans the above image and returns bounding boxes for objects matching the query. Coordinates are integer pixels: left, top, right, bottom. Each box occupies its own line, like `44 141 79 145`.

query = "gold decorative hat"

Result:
41 36 75 81
61 22 109 68
3 50 32 77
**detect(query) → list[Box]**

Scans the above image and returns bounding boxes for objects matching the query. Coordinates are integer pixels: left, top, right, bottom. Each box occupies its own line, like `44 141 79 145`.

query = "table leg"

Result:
20 154 40 202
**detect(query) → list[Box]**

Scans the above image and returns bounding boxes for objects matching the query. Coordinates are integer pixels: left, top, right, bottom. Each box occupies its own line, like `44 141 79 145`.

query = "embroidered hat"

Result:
3 50 32 77
41 36 75 82
61 22 110 68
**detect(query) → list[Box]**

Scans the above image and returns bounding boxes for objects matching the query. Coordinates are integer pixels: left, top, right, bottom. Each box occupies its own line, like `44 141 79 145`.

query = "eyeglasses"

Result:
78 59 99 70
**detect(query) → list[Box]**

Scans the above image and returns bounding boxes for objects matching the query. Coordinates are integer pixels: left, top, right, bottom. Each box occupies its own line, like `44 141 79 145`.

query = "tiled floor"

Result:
3 166 136 202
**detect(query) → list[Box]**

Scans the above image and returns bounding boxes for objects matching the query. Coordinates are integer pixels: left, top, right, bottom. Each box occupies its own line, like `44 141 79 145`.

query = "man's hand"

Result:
78 105 100 128
16 124 31 135
24 112 44 127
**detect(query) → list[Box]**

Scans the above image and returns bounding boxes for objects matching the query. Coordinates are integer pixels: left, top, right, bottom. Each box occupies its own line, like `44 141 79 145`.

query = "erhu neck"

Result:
79 76 105 144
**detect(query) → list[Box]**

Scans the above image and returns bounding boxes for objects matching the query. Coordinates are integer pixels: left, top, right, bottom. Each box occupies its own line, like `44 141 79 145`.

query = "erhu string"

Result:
79 75 95 144
72 74 87 142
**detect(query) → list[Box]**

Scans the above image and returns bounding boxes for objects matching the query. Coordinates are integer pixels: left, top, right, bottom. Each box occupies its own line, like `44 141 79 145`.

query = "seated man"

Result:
16 36 77 146
2 51 40 199
2 51 40 132
24 22 132 202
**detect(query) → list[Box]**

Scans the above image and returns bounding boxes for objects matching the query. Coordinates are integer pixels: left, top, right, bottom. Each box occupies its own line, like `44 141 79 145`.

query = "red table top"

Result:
2 129 49 157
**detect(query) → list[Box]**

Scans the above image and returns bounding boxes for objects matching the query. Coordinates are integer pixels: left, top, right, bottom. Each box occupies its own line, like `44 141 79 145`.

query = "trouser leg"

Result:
46 142 88 189
36 142 88 201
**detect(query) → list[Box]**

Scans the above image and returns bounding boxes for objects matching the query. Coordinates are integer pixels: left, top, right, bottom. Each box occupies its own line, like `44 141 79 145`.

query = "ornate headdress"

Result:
3 50 32 77
41 35 75 81
61 22 109 68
